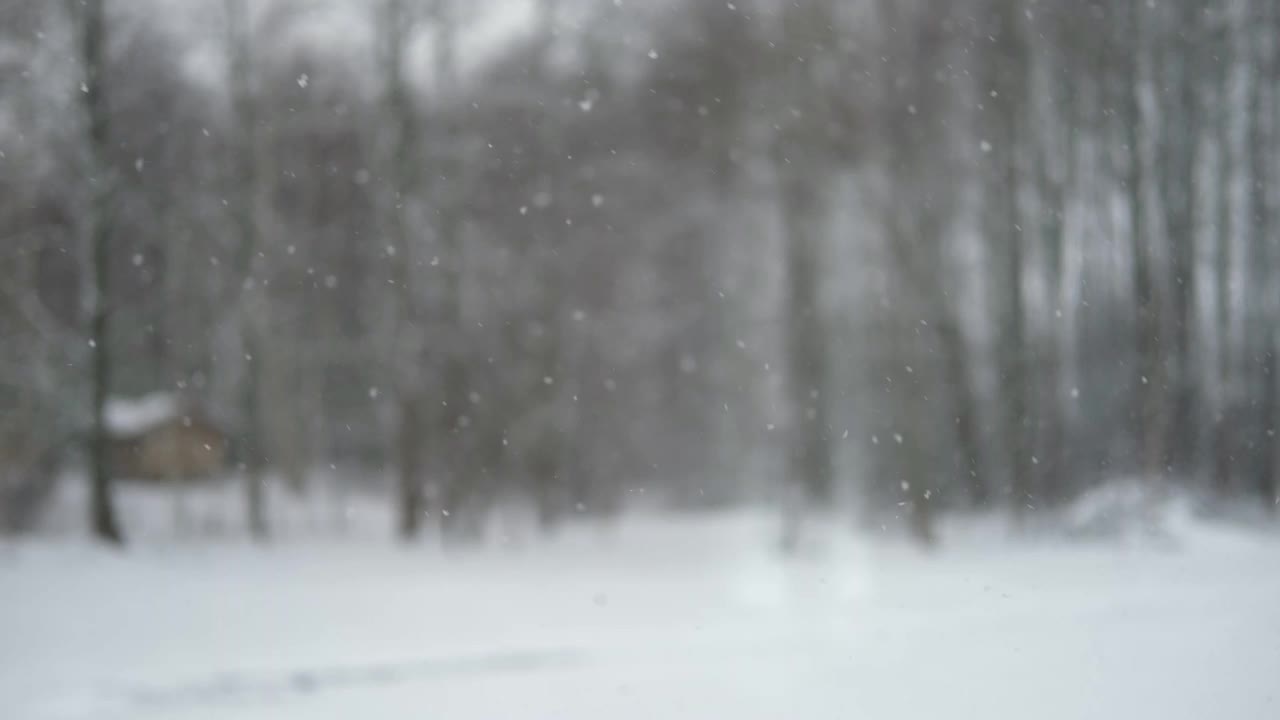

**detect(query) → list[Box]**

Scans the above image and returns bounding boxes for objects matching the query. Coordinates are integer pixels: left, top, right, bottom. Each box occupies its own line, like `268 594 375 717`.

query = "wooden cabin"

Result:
106 394 227 482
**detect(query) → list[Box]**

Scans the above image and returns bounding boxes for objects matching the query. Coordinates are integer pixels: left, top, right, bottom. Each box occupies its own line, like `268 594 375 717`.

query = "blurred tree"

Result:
76 0 124 544
225 0 269 540
979 0 1033 519
377 0 429 540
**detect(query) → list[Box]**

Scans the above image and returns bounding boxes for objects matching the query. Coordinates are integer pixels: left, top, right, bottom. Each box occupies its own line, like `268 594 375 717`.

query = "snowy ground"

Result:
3 496 1280 720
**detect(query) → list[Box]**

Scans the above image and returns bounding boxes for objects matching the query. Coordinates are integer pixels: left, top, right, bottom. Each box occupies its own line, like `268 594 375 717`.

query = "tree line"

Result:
1 0 1276 545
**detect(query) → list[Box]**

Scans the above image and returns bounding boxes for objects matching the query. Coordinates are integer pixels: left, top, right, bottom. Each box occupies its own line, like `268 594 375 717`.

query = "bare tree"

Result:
870 0 974 542
1120 0 1167 482
376 0 433 540
770 0 843 550
76 0 123 544
225 0 268 540
428 0 476 541
1257 0 1280 510
980 0 1033 520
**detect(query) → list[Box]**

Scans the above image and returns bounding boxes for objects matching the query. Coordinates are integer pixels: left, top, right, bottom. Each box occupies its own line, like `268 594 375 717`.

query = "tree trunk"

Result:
1212 2 1244 498
226 0 268 541
981 0 1033 521
1039 171 1072 504
79 0 123 545
264 339 308 497
397 396 424 538
937 319 986 507
1001 176 1032 517
241 332 268 540
379 0 428 539
89 223 122 544
1249 0 1278 511
431 1 473 542
1125 0 1166 481
1159 0 1203 479
1267 0 1280 512
777 156 833 538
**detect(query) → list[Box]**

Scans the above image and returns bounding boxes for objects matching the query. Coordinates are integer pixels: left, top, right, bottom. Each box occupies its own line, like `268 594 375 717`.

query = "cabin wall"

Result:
111 421 226 482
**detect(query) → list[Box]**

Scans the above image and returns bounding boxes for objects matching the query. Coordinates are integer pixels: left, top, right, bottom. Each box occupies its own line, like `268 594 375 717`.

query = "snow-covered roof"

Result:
103 393 181 437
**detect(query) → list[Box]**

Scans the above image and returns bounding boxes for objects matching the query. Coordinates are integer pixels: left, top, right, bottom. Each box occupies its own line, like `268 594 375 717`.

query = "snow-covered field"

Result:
3 501 1279 720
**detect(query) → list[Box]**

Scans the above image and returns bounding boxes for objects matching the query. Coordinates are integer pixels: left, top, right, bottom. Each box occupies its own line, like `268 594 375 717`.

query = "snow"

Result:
2 505 1279 720
103 393 181 437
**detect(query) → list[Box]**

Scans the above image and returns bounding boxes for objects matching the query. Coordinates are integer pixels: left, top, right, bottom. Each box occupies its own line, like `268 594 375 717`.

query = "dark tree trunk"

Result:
779 164 833 511
1125 0 1166 481
226 0 268 541
1248 0 1277 511
1211 5 1238 498
429 2 474 543
397 397 424 539
1033 48 1075 504
380 0 427 540
1001 172 1032 516
89 231 122 544
1159 0 1203 478
242 337 268 540
1267 0 1280 513
936 319 986 507
984 0 1033 519
80 0 123 545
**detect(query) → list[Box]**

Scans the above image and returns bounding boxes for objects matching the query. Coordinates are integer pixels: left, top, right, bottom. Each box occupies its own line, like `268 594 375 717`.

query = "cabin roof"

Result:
103 393 183 437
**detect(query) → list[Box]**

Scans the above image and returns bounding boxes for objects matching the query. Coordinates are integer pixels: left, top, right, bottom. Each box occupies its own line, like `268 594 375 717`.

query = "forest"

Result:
2 0 1279 546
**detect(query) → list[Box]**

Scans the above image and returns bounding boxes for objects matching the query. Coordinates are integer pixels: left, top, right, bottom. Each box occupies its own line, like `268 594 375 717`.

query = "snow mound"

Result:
1060 479 1192 544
